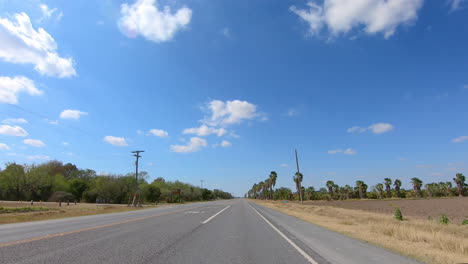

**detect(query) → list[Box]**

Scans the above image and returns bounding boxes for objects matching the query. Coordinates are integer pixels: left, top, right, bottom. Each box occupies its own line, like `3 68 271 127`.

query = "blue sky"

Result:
0 0 467 196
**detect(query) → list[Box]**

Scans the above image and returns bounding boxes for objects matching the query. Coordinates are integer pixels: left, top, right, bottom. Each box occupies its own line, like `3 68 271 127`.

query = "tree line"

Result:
0 161 233 203
247 171 467 201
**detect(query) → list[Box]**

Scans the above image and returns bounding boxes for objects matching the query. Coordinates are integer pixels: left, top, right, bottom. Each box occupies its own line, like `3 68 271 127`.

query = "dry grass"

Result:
253 200 468 264
0 201 157 224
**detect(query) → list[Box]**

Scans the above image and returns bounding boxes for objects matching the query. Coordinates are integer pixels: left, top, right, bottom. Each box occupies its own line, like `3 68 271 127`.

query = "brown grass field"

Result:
303 197 468 224
0 201 155 224
253 198 468 264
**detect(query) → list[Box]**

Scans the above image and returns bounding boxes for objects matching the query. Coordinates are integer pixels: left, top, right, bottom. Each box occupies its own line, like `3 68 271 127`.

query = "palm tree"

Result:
252 183 258 199
393 179 402 198
305 186 315 200
269 171 278 200
293 172 303 204
355 180 367 199
453 173 466 197
343 185 352 199
326 180 335 199
384 178 392 198
376 183 384 199
258 181 265 199
411 177 423 198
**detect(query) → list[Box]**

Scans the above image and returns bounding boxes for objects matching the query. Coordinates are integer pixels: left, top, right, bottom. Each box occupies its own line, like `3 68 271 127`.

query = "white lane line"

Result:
201 205 231 224
248 204 319 264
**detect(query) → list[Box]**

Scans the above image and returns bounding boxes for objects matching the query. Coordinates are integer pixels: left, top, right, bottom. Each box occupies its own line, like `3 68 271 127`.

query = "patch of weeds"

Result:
461 219 468 225
438 214 450 225
394 207 403 221
0 207 50 214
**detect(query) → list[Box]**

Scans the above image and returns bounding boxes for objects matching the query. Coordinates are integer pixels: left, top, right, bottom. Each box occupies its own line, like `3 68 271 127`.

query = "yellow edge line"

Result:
0 206 195 248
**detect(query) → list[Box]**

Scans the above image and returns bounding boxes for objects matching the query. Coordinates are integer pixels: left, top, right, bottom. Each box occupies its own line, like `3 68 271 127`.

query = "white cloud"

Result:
104 136 128 146
23 138 45 147
328 148 357 155
183 124 227 137
0 76 42 104
47 119 59 125
0 125 28 136
280 163 289 167
202 100 261 126
416 164 432 168
170 137 207 153
27 155 50 161
118 0 192 43
346 126 367 133
60 109 88 120
452 136 468 143
287 109 298 116
0 12 76 77
149 129 169 137
347 122 394 134
328 149 342 154
220 140 232 147
343 148 357 155
290 0 423 39
2 118 27 124
450 0 466 11
39 4 57 21
0 143 10 150
221 27 231 38
62 141 70 146
368 123 394 134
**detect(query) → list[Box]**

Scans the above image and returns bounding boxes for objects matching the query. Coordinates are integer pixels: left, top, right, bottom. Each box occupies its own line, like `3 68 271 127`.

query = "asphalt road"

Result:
0 199 421 264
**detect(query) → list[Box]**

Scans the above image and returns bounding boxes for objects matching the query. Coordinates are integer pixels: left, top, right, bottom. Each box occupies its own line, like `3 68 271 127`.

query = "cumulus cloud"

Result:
328 148 357 155
23 139 45 147
347 122 394 134
170 137 207 153
220 140 232 147
183 124 227 137
0 143 10 150
280 163 289 167
118 0 192 43
452 136 468 143
27 155 50 160
0 76 42 104
0 12 76 77
0 125 28 136
202 100 262 126
104 136 128 146
39 4 59 21
60 109 88 120
149 129 169 137
290 0 424 39
2 118 27 124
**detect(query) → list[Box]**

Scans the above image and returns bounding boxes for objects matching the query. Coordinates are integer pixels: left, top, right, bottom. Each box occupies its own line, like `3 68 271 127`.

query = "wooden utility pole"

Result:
295 149 303 204
131 150 144 207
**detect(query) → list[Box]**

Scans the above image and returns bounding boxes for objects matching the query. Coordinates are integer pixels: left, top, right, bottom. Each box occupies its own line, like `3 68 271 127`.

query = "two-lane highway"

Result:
0 199 421 264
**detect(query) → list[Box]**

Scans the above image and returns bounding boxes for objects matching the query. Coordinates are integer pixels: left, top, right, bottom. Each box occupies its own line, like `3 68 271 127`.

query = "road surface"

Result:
0 199 421 264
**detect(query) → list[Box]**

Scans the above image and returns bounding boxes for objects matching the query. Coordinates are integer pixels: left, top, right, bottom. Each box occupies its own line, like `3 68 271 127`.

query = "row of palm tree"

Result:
247 171 277 200
247 173 466 200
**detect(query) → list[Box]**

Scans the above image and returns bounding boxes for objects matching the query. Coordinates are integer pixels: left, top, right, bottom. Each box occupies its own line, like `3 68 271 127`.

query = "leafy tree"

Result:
453 173 466 197
326 180 335 199
355 180 367 199
145 185 161 203
376 183 384 199
411 177 423 197
69 178 88 201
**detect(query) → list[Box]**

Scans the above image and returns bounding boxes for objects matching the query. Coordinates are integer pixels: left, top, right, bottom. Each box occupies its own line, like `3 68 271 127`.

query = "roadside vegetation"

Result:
0 161 233 204
247 171 467 264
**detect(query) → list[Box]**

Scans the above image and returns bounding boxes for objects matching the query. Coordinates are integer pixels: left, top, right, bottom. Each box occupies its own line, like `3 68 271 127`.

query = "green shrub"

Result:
438 214 450 224
394 207 403 221
462 219 468 225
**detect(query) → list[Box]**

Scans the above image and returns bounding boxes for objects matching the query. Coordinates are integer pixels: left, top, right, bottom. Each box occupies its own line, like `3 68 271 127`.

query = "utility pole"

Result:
131 150 144 207
295 149 303 204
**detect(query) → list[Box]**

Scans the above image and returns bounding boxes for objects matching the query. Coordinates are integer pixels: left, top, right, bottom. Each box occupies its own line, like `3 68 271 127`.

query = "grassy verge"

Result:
0 203 154 224
252 200 468 264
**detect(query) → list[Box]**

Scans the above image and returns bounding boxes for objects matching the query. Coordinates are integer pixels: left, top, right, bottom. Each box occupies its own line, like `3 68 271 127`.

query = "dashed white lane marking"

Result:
201 205 231 224
248 204 319 264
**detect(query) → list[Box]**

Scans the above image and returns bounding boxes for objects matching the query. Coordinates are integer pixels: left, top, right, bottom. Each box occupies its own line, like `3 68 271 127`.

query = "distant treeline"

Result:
247 172 467 201
0 161 233 203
